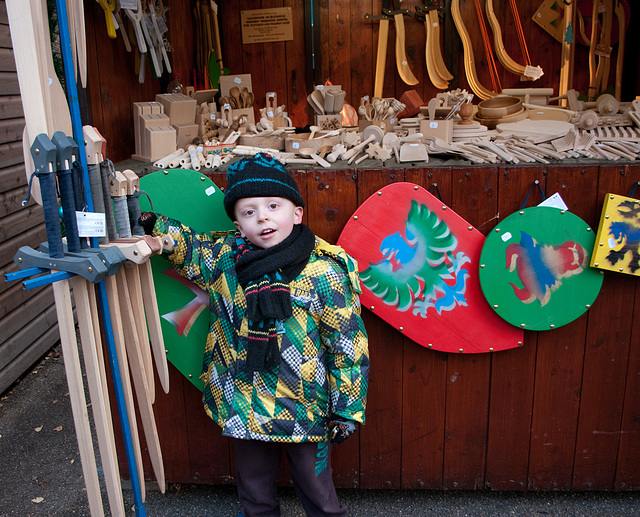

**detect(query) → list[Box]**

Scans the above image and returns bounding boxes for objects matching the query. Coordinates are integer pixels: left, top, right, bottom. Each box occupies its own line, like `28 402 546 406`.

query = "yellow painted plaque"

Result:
591 193 640 276
241 7 294 44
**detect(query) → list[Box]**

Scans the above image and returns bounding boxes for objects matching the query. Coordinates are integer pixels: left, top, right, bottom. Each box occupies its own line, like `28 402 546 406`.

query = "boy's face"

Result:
234 196 303 249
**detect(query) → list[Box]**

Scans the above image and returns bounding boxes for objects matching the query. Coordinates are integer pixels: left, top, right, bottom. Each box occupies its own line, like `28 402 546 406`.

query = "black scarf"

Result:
234 224 316 372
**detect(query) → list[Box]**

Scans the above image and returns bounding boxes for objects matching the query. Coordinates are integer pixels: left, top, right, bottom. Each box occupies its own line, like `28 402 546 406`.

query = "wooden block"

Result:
230 106 256 128
133 102 164 156
398 90 424 118
218 74 252 98
419 119 453 143
359 119 394 133
140 114 170 157
154 93 197 125
173 123 199 149
145 126 176 161
314 114 342 130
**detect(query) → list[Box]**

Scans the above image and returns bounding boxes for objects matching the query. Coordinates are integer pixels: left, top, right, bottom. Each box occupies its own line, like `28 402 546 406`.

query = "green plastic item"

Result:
139 169 234 391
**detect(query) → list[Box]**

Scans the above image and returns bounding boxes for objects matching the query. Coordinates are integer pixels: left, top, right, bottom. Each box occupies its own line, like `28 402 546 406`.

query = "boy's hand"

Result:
329 419 357 444
139 212 157 235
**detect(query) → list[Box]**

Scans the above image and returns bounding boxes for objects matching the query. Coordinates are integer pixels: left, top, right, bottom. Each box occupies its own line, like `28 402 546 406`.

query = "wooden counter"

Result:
114 161 640 491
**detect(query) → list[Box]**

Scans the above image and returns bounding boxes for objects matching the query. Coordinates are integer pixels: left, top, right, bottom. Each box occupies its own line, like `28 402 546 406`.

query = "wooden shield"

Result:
337 182 524 353
139 169 235 391
591 193 640 276
479 206 603 331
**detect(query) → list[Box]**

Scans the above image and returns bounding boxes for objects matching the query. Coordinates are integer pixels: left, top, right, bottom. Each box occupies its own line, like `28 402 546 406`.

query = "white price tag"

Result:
538 192 569 211
292 142 300 149
430 122 439 128
76 212 106 237
205 186 216 196
234 77 242 84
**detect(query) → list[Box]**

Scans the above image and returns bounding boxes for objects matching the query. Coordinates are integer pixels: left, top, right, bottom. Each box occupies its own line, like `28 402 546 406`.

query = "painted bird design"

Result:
360 200 470 317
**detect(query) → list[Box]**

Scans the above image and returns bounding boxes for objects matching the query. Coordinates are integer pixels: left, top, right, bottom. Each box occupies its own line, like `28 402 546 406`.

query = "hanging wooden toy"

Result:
139 169 235 391
479 185 603 331
590 185 640 276
337 182 524 354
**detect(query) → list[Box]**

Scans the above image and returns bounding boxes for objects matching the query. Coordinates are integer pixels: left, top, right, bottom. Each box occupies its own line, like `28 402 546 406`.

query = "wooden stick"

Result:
139 260 170 394
115 270 166 492
124 264 155 402
52 280 104 516
105 274 146 503
71 276 125 516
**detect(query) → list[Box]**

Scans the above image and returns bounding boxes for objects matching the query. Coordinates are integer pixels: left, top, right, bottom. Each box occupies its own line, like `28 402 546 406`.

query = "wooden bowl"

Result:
477 96 522 119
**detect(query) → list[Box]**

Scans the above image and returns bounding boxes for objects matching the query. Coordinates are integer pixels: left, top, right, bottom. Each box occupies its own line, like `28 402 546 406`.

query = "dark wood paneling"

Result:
485 165 545 491
571 165 638 490
113 163 640 493
400 167 450 490
441 166 497 490
356 168 404 490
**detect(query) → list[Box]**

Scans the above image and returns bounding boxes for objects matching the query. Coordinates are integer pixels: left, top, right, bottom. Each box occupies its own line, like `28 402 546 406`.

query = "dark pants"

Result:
233 438 347 517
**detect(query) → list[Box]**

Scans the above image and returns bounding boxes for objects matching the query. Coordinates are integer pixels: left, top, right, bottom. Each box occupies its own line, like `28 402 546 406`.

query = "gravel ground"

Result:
2 344 640 517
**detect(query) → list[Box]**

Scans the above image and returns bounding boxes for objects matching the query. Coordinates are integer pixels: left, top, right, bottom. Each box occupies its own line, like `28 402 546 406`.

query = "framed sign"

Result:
241 7 294 44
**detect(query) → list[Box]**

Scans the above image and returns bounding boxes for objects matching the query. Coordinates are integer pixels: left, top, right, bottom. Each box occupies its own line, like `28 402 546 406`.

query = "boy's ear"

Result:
234 221 245 237
294 206 303 224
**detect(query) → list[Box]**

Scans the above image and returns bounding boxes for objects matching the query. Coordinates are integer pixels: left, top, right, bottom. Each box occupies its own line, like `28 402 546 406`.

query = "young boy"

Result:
142 153 369 516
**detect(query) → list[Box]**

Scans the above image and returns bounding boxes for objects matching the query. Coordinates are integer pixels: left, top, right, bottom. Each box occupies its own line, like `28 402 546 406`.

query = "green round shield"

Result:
479 206 603 331
139 169 235 391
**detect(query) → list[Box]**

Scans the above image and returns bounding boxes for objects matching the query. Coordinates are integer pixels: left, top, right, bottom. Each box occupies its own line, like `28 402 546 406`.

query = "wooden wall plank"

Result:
260 0 288 122
571 165 637 490
485 165 545 491
441 166 497 490
0 224 46 267
0 286 54 341
0 140 25 168
399 166 451 490
528 164 599 490
0 116 24 142
325 0 351 93
283 0 310 126
0 324 59 395
0 71 18 95
0 21 10 47
305 168 356 244
0 302 57 369
0 94 21 119
0 47 15 72
152 366 193 484
0 163 26 192
182 376 232 484
0 202 43 241
615 274 640 490
0 185 32 218
348 0 374 104
613 163 640 490
355 168 404 490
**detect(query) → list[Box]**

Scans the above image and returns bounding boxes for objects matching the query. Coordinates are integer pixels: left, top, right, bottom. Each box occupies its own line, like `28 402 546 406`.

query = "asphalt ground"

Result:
2 344 640 517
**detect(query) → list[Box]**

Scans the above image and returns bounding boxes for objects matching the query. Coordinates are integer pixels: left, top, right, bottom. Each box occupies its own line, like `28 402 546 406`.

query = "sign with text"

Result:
241 7 293 44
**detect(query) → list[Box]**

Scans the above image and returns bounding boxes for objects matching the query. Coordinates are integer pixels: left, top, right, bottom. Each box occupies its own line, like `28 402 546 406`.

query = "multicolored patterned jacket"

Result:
152 215 369 443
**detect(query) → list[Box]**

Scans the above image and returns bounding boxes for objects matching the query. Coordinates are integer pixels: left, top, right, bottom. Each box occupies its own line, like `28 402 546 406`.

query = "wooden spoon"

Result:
299 148 331 168
229 86 242 108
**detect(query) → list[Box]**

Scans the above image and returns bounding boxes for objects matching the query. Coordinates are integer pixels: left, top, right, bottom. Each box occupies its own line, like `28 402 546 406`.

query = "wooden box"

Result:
155 93 197 125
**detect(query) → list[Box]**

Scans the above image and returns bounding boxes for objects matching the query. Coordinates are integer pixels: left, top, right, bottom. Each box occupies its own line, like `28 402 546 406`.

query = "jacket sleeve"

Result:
319 260 369 424
151 214 223 290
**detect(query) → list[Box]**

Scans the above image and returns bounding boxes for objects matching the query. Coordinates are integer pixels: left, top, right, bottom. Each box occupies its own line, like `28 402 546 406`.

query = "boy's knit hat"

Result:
224 153 304 221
